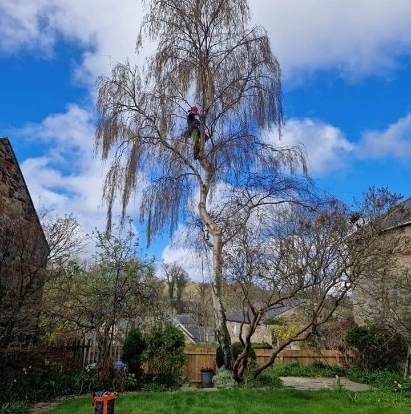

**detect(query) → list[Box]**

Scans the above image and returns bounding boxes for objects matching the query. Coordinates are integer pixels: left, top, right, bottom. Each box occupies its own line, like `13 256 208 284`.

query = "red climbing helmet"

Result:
190 105 199 113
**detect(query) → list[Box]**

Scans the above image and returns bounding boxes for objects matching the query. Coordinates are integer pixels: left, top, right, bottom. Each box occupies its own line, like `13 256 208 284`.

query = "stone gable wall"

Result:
0 137 49 346
0 137 40 223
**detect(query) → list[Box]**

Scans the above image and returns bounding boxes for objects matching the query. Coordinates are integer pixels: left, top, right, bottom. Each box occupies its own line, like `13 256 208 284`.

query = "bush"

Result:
121 327 146 381
241 371 282 389
96 357 127 392
212 369 237 389
144 324 186 387
251 342 273 349
345 324 407 370
216 342 256 368
0 346 86 404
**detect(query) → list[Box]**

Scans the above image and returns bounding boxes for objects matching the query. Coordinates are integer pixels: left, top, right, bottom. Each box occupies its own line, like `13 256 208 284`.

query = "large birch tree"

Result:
95 0 309 369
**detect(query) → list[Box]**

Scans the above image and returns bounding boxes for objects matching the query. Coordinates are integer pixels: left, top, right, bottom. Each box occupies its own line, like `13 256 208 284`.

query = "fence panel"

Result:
183 347 351 384
68 336 122 367
183 346 218 383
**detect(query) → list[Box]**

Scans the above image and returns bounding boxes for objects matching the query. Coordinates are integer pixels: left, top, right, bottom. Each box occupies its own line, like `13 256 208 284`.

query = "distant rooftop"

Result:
226 300 302 324
174 314 197 327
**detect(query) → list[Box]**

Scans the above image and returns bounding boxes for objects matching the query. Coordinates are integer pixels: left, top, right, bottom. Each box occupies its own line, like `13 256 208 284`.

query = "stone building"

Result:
353 197 411 332
226 301 302 346
0 137 49 347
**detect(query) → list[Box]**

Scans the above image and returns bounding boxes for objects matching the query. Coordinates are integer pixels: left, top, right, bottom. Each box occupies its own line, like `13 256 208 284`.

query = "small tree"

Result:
222 187 405 381
145 323 186 387
42 220 161 361
163 263 190 313
121 327 147 381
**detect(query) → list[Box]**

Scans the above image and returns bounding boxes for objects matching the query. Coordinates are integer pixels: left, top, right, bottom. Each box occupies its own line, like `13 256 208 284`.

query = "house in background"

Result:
353 196 411 330
0 137 50 347
226 300 303 347
174 314 215 344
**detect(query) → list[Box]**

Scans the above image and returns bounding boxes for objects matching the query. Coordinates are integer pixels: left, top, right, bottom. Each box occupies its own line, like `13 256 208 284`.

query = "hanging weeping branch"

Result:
95 0 310 370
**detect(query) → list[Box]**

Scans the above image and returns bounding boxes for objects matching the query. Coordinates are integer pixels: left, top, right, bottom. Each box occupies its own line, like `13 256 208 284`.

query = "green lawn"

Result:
43 389 411 414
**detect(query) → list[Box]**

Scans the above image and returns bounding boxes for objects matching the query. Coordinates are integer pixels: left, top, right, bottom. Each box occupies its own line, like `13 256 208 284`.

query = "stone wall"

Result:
0 137 49 346
227 321 273 345
0 137 43 225
353 223 411 331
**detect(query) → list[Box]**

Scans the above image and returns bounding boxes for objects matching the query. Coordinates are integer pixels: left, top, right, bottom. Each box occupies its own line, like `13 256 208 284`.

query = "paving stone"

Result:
280 376 369 391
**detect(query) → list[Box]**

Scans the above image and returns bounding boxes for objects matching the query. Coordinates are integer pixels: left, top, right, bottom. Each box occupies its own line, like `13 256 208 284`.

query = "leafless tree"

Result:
222 188 403 381
38 207 85 266
95 0 309 368
351 191 411 377
0 203 84 348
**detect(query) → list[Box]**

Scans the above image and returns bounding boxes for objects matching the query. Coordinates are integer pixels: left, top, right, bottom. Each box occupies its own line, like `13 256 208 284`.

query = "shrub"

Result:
216 342 256 368
121 327 146 381
269 361 345 378
96 357 127 392
252 342 273 349
144 324 186 387
346 366 406 392
212 369 237 389
241 371 282 389
345 324 407 370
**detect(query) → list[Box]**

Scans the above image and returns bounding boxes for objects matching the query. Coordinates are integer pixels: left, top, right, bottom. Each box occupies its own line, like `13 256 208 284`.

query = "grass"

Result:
42 389 411 414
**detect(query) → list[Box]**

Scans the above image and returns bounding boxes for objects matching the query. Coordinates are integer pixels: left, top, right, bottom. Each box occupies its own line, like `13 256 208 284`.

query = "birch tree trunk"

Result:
198 178 233 369
211 230 233 370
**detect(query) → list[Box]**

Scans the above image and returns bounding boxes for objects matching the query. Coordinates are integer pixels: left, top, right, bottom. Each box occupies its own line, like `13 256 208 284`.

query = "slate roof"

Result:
174 314 197 327
383 196 411 230
174 314 215 343
226 300 302 324
186 326 215 343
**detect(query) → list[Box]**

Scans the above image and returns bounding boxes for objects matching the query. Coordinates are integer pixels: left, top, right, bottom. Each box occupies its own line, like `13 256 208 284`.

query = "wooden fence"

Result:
183 346 352 383
69 334 122 366
70 341 351 384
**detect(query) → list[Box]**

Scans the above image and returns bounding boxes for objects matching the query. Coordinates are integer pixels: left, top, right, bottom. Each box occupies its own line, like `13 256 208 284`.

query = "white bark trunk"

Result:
198 186 233 369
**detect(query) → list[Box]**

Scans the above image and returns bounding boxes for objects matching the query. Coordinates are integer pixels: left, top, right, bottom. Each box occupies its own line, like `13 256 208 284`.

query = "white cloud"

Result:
19 104 94 166
279 113 411 173
161 244 213 283
279 118 355 176
0 0 55 54
251 0 411 82
16 105 141 239
0 0 144 83
2 0 411 85
356 113 411 159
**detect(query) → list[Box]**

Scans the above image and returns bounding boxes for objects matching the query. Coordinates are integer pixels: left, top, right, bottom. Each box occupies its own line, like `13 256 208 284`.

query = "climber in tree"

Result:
186 105 208 160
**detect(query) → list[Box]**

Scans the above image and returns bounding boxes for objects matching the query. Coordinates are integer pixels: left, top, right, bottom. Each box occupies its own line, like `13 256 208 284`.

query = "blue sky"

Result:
1 0 411 278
